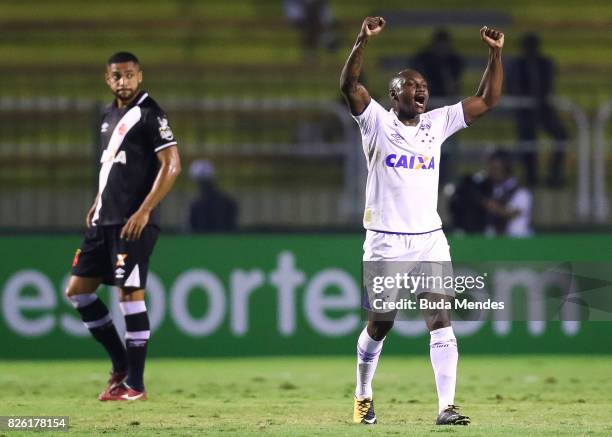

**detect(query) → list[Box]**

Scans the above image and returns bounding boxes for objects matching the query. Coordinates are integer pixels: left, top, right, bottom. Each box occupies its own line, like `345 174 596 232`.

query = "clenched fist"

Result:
360 16 386 38
480 26 504 49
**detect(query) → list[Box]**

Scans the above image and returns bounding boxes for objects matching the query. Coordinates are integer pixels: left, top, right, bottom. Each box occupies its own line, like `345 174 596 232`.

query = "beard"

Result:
114 87 138 102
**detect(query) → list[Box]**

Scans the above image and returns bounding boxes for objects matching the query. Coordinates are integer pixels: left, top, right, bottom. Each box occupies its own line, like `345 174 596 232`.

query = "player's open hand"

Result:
360 17 385 38
121 209 150 241
480 26 504 49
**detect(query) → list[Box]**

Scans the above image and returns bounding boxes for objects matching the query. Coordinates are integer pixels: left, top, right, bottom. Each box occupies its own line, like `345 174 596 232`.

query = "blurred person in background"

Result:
448 171 490 234
411 29 464 100
283 0 337 55
411 29 465 184
449 149 532 237
507 32 568 187
482 149 533 237
188 159 238 232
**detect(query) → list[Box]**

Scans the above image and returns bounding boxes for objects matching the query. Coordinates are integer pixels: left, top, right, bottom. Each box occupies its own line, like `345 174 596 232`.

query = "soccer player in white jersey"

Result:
340 17 504 425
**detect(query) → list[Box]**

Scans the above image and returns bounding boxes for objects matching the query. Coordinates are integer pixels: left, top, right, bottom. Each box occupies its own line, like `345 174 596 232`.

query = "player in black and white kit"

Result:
66 52 181 401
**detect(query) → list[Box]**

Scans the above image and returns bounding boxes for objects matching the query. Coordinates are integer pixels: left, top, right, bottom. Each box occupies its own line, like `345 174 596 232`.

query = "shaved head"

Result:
388 68 429 123
388 69 425 94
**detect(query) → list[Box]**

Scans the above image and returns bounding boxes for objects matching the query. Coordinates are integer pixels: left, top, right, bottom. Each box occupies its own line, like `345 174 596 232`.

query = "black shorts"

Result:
71 225 159 289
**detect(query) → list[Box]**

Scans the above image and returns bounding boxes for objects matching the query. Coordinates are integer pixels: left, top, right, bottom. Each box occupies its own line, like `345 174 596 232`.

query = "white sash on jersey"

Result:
92 106 142 223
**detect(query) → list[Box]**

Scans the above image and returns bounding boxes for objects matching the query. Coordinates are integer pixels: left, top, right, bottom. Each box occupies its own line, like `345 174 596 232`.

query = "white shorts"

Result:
363 229 452 262
362 229 454 303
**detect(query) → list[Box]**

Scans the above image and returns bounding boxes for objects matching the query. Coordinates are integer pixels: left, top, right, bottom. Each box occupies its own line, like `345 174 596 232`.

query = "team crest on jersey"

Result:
385 153 435 170
100 122 109 133
419 121 432 131
157 117 174 141
118 123 127 136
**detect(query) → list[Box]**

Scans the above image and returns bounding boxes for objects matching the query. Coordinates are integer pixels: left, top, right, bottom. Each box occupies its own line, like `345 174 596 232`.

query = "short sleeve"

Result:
506 188 533 237
440 102 469 142
143 108 178 153
351 98 387 156
508 188 532 214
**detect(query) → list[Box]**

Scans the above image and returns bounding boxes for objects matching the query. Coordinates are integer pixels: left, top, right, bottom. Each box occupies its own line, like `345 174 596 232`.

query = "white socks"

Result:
354 324 459 412
355 326 384 400
430 326 458 413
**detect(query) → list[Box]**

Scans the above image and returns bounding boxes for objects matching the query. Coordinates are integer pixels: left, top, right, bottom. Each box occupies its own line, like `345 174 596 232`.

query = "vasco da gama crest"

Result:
157 116 174 141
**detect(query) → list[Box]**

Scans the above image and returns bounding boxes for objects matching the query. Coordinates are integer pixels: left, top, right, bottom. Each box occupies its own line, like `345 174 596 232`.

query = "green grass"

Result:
1 356 611 436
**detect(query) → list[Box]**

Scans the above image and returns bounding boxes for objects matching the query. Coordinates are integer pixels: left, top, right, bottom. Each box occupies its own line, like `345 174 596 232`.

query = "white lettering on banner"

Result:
269 251 305 336
304 269 360 336
392 320 428 336
230 269 265 336
2 270 56 336
448 268 488 337
145 273 166 334
562 321 580 336
452 320 487 337
493 269 579 337
0 262 582 339
171 270 226 336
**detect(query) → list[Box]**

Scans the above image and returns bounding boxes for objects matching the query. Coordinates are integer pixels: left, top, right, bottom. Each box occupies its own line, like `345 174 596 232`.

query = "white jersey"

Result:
353 98 468 233
505 188 533 237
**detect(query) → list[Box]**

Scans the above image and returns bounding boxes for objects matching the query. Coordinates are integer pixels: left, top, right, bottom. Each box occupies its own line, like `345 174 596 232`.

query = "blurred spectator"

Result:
283 0 337 55
411 29 464 99
411 29 464 184
188 160 238 232
448 171 490 234
507 33 568 187
449 149 533 237
483 149 533 237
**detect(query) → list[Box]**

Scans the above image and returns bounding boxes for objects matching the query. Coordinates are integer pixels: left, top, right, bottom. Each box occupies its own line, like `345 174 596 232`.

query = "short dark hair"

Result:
388 68 425 93
107 51 139 66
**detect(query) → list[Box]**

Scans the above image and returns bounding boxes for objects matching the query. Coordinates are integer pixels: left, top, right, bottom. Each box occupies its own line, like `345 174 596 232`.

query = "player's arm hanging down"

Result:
340 17 386 115
120 146 182 241
462 26 505 125
86 192 100 228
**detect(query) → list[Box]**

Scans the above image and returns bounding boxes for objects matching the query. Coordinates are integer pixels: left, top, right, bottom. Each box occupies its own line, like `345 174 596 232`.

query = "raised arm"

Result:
462 26 505 125
340 17 385 116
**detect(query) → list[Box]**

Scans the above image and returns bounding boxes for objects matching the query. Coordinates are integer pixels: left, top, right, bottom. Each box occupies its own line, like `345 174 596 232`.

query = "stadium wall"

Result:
1 234 611 359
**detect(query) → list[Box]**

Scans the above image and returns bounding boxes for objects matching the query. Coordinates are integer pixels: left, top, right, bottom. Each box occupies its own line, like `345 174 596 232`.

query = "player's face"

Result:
392 73 429 116
105 62 143 103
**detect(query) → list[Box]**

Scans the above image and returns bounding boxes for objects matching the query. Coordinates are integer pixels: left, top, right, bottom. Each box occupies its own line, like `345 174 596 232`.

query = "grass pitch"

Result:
1 355 611 436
